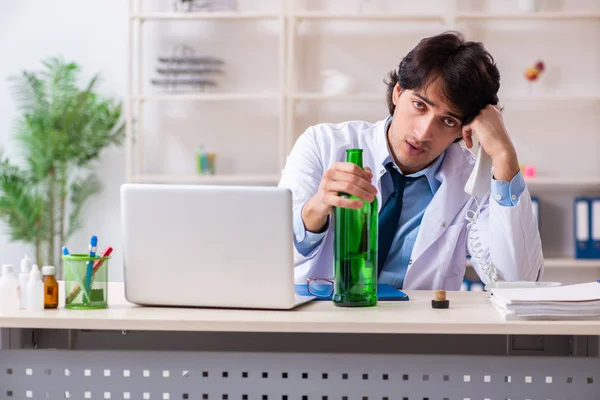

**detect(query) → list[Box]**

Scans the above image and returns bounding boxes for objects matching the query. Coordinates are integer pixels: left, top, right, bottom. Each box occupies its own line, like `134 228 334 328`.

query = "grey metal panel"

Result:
0 350 599 399
0 329 29 351
30 329 593 357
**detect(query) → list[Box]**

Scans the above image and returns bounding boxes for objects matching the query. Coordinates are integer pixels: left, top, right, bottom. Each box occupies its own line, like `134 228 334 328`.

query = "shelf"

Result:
131 12 281 21
292 92 384 101
467 258 600 269
132 174 281 185
132 10 600 22
293 12 445 22
131 11 600 22
133 93 280 101
292 93 600 103
456 11 600 21
503 95 600 102
525 177 600 190
543 258 600 268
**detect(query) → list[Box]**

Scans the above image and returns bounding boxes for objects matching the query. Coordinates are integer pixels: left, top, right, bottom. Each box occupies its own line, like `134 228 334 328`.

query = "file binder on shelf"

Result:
461 279 469 291
591 198 600 259
461 278 484 291
574 197 592 259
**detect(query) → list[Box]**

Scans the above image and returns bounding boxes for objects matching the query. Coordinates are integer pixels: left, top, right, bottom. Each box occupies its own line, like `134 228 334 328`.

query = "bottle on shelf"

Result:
0 264 20 311
42 266 59 309
197 143 217 175
26 264 44 311
18 254 32 309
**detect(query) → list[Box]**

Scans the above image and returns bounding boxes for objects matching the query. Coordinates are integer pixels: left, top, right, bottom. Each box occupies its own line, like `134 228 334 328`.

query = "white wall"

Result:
0 0 128 280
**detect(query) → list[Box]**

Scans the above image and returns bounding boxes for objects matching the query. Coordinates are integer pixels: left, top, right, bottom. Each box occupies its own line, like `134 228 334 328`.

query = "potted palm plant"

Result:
0 56 124 276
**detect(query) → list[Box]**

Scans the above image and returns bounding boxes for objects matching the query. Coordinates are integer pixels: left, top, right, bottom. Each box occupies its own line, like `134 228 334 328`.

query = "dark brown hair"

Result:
385 31 500 128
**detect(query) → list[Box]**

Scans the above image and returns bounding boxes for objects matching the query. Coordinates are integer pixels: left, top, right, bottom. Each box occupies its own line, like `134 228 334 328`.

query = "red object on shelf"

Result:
524 60 545 82
535 61 545 72
523 165 537 179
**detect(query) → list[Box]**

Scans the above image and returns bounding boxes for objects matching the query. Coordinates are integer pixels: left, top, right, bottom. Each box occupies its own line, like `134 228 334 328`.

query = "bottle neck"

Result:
346 149 363 168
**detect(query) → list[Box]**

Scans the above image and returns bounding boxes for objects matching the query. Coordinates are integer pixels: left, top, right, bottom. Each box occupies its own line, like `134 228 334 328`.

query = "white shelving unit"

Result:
456 11 600 21
504 95 600 102
290 93 600 103
126 1 600 272
133 93 280 101
292 11 446 22
543 258 600 268
525 176 600 190
126 0 287 185
132 173 281 185
130 11 281 20
126 1 600 186
291 92 384 101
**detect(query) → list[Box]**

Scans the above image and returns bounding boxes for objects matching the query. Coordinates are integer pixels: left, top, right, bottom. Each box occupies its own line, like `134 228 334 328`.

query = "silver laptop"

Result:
120 183 314 310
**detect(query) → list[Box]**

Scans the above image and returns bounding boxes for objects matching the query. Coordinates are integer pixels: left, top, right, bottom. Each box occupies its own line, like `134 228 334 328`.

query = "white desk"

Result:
1 283 599 335
1 283 599 399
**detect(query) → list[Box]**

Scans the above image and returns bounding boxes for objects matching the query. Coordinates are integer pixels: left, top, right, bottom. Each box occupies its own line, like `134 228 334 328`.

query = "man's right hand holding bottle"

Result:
301 162 377 233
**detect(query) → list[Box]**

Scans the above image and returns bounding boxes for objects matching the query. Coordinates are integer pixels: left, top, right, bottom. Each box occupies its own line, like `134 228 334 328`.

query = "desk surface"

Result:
0 283 599 335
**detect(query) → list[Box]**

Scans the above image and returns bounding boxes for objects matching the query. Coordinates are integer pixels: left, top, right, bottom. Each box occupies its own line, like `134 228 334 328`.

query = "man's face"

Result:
388 79 464 175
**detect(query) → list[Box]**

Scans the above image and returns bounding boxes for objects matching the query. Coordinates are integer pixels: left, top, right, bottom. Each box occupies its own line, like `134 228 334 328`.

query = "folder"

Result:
591 198 600 258
530 196 540 228
460 279 470 291
574 197 592 259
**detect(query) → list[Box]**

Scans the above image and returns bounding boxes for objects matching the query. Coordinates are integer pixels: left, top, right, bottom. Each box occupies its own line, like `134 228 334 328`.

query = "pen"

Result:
66 246 113 304
84 235 98 296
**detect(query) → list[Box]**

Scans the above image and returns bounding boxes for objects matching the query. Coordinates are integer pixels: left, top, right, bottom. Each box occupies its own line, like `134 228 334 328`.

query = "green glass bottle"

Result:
333 149 378 307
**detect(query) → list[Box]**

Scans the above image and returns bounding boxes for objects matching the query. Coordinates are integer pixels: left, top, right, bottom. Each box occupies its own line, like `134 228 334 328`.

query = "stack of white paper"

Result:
489 281 600 320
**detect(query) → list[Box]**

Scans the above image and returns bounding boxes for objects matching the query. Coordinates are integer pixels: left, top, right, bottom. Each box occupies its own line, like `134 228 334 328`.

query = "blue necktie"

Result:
378 162 412 275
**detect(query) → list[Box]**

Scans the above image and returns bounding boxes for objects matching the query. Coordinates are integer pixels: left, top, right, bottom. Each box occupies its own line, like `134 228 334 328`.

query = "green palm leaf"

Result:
67 172 102 238
1 56 123 266
0 156 47 242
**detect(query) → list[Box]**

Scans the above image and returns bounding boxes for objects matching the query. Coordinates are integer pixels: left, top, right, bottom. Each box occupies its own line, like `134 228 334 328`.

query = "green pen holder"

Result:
62 254 109 310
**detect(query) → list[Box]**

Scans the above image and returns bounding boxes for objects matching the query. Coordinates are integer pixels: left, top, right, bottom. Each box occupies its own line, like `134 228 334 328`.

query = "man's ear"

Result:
392 83 402 106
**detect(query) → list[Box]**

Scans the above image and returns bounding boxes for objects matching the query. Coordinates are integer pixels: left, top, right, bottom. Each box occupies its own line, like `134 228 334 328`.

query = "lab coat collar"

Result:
372 116 393 173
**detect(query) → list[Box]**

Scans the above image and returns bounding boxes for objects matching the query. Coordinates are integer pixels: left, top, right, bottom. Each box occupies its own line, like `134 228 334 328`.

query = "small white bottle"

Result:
18 254 32 309
26 264 44 311
0 264 20 311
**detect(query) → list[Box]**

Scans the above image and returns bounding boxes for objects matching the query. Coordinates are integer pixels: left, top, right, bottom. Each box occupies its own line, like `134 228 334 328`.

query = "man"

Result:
279 31 543 290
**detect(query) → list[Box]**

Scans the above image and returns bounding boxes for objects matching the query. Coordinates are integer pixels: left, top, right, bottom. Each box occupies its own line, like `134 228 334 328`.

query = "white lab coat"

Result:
279 118 544 290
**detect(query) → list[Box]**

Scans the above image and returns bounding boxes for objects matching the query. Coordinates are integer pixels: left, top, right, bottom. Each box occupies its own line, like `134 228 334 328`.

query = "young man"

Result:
279 31 543 290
